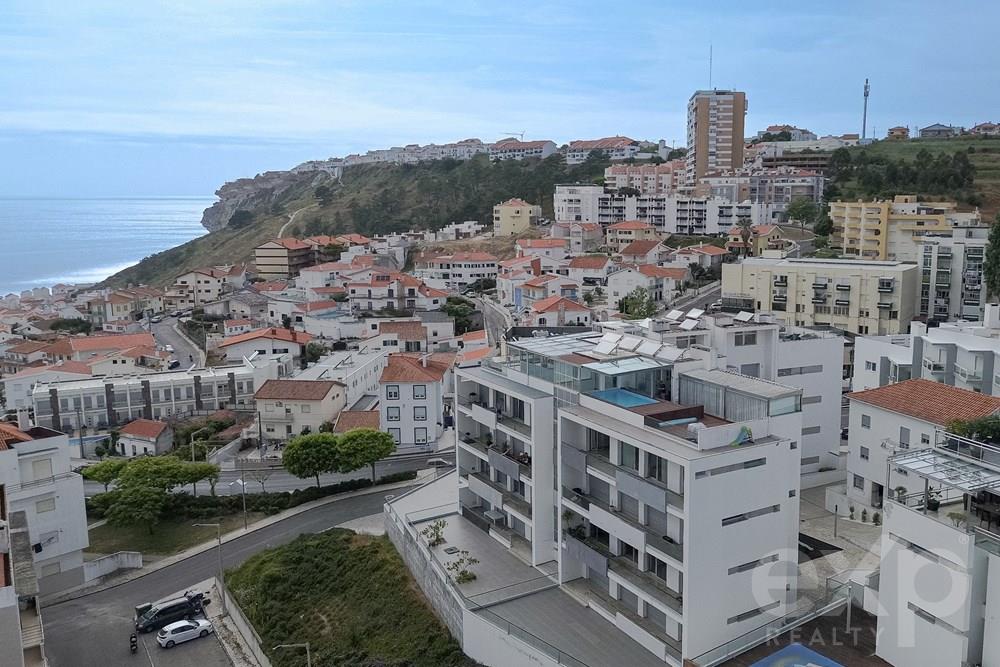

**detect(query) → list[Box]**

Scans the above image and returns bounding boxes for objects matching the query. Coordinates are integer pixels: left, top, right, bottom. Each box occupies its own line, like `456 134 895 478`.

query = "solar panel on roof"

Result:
665 309 685 321
734 311 754 322
599 332 623 346
655 346 684 361
593 340 617 355
679 318 699 331
637 340 662 357
618 336 642 351
686 308 705 319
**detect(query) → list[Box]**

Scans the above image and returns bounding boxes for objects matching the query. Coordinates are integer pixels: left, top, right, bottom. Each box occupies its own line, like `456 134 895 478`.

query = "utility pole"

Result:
708 44 713 89
862 78 870 140
194 523 226 617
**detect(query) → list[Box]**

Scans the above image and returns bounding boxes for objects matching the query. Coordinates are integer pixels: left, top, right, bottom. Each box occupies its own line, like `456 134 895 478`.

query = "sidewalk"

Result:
43 471 431 606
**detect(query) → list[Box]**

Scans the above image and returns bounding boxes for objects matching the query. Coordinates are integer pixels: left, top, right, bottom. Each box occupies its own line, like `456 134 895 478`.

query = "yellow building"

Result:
722 257 919 336
492 198 541 236
829 195 980 261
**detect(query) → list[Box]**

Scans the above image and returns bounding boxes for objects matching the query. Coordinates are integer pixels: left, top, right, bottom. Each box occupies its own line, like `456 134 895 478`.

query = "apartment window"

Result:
646 453 667 485
620 443 639 471
414 427 428 444
734 331 757 347
727 600 781 625
696 457 766 479
412 385 426 399
722 504 780 527
861 414 871 429
386 385 399 400
921 433 931 445
853 474 865 490
900 427 910 447
619 540 639 564
728 553 779 575
860 446 870 460
777 364 823 376
646 553 669 582
865 361 877 371
36 497 56 513
801 396 822 405
387 407 400 421
414 406 427 421
388 428 401 443
801 426 821 435
32 458 53 480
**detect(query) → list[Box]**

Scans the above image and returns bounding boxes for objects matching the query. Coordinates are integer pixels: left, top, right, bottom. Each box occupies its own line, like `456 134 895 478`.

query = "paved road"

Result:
674 284 721 313
151 316 202 367
44 485 415 667
83 450 455 496
478 298 511 347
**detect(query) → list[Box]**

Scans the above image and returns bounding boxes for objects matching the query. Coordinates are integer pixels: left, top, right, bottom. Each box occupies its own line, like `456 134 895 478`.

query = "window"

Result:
860 446 870 460
734 331 757 346
646 453 667 484
728 553 779 575
620 443 639 471
301 404 311 413
899 426 910 447
413 385 426 399
853 474 865 490
414 427 428 444
36 498 56 513
778 364 823 376
696 458 766 479
386 385 400 400
388 428 401 443
861 414 871 429
387 407 400 421
646 553 669 582
801 426 821 435
619 541 639 564
414 406 427 421
801 395 822 405
32 458 53 480
722 504 780 527
921 433 931 445
865 361 877 371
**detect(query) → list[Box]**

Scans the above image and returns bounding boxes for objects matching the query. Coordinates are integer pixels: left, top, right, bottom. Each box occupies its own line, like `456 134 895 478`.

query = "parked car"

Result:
171 310 182 317
156 619 214 649
135 591 206 633
168 359 181 370
150 315 162 324
708 300 723 312
426 457 451 468
165 344 175 353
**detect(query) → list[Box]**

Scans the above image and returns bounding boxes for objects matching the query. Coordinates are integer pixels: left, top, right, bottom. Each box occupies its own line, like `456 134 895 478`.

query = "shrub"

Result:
861 508 868 523
873 512 882 526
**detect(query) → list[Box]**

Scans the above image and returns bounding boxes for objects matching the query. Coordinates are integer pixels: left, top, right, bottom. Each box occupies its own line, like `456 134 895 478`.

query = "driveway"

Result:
43 487 413 667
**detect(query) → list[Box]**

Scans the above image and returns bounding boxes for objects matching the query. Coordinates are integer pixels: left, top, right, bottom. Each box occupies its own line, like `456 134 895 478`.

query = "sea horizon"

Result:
0 196 214 296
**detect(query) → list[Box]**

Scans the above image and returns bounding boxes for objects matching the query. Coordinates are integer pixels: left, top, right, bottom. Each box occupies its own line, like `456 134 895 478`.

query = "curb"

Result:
172 321 207 365
42 474 426 606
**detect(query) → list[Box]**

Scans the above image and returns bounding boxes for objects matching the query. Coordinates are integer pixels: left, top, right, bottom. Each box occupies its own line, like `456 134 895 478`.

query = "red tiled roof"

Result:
218 327 313 348
333 410 380 433
620 239 662 256
6 340 49 354
262 238 310 250
6 361 92 378
460 346 494 363
225 319 253 328
119 418 170 440
255 379 340 401
0 422 34 448
253 281 289 292
518 239 567 248
380 354 450 382
847 379 1000 425
607 221 654 231
568 255 611 269
461 329 487 342
676 244 727 256
523 274 559 287
637 265 688 280
377 321 427 341
530 295 590 313
568 136 637 150
294 300 342 313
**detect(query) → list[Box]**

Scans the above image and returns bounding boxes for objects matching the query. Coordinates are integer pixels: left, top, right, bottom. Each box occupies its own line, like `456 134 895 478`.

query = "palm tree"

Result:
736 217 755 257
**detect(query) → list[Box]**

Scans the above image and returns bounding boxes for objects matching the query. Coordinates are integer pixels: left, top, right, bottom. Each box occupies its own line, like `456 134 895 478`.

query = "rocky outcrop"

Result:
200 169 332 232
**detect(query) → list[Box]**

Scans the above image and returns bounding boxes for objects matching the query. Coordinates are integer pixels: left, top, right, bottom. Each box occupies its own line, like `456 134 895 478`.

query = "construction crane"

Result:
500 131 525 141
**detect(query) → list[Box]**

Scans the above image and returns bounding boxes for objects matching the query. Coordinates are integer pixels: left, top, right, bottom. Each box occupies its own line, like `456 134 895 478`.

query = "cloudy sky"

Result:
1 0 997 196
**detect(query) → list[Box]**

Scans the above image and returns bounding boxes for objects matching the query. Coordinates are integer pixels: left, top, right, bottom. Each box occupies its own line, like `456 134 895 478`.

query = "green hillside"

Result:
105 153 610 287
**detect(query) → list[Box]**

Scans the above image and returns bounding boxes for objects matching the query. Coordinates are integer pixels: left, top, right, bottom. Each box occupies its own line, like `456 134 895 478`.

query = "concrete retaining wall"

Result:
83 551 142 582
384 507 465 639
215 576 274 667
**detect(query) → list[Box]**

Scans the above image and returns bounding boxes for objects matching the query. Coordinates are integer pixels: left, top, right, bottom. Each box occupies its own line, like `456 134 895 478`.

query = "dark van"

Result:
134 591 206 633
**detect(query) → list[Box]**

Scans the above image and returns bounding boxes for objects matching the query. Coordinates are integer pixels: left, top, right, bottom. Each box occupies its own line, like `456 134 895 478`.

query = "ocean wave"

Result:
20 261 140 289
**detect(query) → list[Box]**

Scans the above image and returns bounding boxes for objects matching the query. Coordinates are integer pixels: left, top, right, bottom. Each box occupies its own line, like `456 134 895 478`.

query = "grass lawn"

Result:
87 512 265 556
227 530 475 667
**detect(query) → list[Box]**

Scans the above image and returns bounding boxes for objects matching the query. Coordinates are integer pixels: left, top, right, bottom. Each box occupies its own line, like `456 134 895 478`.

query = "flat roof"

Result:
458 365 550 400
682 368 800 399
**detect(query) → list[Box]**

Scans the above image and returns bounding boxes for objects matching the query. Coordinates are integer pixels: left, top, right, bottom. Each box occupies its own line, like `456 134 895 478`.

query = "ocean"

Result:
0 197 213 295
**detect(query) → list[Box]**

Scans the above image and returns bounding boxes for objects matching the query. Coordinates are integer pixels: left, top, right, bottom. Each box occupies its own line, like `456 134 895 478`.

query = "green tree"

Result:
81 458 127 492
303 342 326 364
178 462 221 497
49 318 92 334
314 184 334 205
985 215 1000 301
336 428 397 481
814 213 834 237
283 433 340 487
736 217 755 257
621 287 657 319
106 485 168 534
228 210 253 228
784 198 820 230
116 456 186 491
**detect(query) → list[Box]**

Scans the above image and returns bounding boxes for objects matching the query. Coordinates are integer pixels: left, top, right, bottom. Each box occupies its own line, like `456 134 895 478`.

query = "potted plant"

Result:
849 505 855 520
873 512 881 526
861 508 868 523
895 486 908 501
948 512 967 529
926 489 942 512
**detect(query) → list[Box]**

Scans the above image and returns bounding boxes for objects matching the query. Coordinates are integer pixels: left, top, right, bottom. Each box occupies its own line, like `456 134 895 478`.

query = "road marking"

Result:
142 633 157 665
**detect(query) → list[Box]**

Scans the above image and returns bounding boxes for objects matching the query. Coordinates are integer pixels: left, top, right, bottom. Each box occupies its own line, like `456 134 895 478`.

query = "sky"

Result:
1 0 998 197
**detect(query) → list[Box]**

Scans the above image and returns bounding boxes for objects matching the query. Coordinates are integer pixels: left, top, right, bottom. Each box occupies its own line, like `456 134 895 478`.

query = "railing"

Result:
10 471 80 493
477 607 591 667
955 363 983 382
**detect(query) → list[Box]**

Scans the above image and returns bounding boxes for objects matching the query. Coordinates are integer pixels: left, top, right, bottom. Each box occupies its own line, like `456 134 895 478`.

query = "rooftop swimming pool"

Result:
589 388 658 408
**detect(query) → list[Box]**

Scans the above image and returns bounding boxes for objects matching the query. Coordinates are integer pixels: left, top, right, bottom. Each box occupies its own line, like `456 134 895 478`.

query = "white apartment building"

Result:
872 430 1000 667
838 379 1000 516
379 354 449 451
30 356 285 431
2 363 92 412
254 379 347 442
164 265 247 310
552 185 777 234
916 226 987 322
699 168 824 209
448 330 803 665
0 423 88 595
722 257 920 336
563 136 640 164
549 222 603 253
852 307 1000 395
411 253 498 292
488 139 557 161
295 348 388 409
218 327 313 363
604 161 686 195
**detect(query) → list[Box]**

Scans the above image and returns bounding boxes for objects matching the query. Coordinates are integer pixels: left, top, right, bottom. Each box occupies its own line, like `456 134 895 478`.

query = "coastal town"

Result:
4 84 1000 667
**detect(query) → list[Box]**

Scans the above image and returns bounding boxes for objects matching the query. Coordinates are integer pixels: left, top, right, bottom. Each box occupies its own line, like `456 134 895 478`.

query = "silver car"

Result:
156 619 214 648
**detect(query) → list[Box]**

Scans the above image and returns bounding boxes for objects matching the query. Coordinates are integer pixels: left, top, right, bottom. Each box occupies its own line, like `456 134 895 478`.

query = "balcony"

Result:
772 293 787 303
877 302 893 309
877 282 895 293
811 295 827 304
582 491 683 564
955 364 983 382
772 277 787 286
836 283 851 290
922 357 946 374
459 434 491 457
470 472 532 519
497 412 531 438
835 299 850 306
811 281 828 289
489 446 532 481
608 556 683 614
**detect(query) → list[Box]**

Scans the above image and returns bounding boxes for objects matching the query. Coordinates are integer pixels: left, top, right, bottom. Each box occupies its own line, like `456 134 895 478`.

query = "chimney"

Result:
421 353 428 368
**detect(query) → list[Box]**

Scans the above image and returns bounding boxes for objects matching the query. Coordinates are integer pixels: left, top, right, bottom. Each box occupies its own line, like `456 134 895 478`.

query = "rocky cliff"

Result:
201 169 332 231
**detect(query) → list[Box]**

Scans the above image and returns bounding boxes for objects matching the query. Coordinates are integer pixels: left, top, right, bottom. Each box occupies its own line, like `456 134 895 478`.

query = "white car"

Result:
165 344 175 353
156 619 214 648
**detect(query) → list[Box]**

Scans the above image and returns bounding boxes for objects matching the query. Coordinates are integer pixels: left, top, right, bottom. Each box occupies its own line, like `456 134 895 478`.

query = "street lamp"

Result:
273 642 311 667
190 425 212 463
193 522 227 617
228 476 248 530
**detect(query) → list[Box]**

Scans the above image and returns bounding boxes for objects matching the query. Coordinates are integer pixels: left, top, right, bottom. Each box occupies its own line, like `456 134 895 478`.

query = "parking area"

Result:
134 626 231 667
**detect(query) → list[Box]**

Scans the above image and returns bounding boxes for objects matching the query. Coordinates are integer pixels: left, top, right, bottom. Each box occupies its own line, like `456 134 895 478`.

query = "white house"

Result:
117 418 174 457
607 266 689 308
567 255 613 287
522 296 592 327
379 354 451 451
515 238 569 259
217 327 314 363
1 363 92 411
254 379 347 442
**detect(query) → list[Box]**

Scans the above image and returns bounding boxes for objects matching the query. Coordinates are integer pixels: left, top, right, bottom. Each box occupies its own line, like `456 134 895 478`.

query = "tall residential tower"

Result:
685 89 747 183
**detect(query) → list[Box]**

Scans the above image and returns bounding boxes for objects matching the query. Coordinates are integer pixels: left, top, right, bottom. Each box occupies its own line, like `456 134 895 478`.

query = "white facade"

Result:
916 227 987 322
380 369 445 451
295 348 388 409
